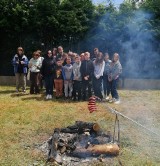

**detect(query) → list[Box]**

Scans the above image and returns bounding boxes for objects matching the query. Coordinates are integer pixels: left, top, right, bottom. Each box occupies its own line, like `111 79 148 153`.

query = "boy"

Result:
62 57 73 99
72 56 82 101
54 59 63 99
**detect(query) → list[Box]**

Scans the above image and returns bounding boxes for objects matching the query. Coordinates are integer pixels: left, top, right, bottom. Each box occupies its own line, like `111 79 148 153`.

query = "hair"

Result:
32 51 40 58
95 52 104 65
17 47 24 54
94 48 99 51
36 50 42 56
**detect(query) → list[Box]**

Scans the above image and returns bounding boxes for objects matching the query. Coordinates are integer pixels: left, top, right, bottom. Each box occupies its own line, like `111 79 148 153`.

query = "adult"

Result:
80 52 94 101
28 51 42 94
12 47 28 92
103 53 112 100
93 52 105 100
56 46 64 61
41 50 55 99
108 53 122 104
91 48 99 61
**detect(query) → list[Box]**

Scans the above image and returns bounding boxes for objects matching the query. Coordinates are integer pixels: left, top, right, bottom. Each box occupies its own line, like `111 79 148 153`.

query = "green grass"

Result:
0 86 160 166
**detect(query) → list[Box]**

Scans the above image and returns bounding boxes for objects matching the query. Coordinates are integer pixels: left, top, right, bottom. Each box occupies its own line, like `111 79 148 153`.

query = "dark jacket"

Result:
41 56 55 77
80 60 94 81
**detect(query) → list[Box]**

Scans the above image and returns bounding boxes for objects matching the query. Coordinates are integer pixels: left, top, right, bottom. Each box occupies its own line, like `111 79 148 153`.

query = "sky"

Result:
92 0 124 5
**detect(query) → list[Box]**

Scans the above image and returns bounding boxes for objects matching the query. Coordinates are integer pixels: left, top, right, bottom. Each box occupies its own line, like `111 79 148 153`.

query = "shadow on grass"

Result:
0 90 17 94
10 92 30 97
21 94 46 101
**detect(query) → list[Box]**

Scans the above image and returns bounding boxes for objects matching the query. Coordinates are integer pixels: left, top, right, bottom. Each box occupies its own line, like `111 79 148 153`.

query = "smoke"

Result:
121 11 160 78
82 8 160 79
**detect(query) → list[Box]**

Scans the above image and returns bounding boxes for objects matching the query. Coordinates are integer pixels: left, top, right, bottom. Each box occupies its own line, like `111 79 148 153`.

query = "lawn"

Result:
0 86 160 166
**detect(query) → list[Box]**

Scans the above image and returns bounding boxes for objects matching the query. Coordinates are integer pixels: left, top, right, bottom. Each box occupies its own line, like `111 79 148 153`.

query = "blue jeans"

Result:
93 76 103 99
103 75 111 96
44 75 54 95
110 78 119 99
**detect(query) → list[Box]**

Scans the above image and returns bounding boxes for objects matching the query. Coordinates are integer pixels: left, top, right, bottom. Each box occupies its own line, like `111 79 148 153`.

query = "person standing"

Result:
108 53 122 104
12 47 28 92
93 52 105 100
62 57 73 99
41 50 55 99
28 51 42 94
80 52 94 101
54 59 63 99
72 56 82 101
103 53 112 100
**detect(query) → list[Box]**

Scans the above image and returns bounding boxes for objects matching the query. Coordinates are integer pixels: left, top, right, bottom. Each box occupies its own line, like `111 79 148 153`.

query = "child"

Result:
103 53 112 100
54 59 63 99
93 52 105 100
62 57 73 99
72 56 82 101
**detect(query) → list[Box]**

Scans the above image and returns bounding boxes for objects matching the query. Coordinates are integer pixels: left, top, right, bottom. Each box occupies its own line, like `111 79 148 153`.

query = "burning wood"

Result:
47 121 119 164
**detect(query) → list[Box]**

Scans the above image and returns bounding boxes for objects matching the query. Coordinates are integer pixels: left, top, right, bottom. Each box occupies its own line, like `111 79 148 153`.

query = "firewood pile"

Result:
47 121 120 165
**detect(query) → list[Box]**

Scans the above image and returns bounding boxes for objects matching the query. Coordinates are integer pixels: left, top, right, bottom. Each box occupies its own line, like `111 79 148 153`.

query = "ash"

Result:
38 121 118 165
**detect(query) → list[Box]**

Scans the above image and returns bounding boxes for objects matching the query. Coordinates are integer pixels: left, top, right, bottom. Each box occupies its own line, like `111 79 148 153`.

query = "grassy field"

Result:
0 86 160 166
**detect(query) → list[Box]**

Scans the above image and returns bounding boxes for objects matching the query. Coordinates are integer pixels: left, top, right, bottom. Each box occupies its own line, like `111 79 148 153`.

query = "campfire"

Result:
46 121 120 165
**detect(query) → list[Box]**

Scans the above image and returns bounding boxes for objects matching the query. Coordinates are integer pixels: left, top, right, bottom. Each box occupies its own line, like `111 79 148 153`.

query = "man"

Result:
12 47 28 92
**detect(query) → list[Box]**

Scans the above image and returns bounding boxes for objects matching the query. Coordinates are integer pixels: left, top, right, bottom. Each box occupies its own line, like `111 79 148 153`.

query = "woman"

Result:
28 51 42 94
103 53 112 100
92 52 105 100
12 47 28 92
41 50 55 99
108 53 122 104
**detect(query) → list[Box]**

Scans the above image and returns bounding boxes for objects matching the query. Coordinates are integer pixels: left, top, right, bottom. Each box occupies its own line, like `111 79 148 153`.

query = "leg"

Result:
64 80 69 97
88 80 92 98
103 75 107 97
77 81 82 100
15 73 20 91
111 79 119 99
82 80 87 101
35 73 40 93
68 81 73 97
30 72 35 94
59 79 63 97
72 81 77 100
21 73 26 91
54 79 59 97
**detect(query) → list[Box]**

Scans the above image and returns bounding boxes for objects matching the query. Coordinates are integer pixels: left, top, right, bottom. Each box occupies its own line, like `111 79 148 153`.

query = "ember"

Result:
47 121 120 165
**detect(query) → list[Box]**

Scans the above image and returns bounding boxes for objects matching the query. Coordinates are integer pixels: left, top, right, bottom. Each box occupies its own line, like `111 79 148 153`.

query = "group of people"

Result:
12 46 122 104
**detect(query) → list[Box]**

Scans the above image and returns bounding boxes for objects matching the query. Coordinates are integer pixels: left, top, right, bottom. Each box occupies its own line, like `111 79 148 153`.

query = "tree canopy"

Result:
0 0 159 77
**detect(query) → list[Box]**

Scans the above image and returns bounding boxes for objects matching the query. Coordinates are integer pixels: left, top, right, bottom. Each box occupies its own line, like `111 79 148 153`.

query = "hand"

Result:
84 76 88 80
96 75 100 79
21 61 25 64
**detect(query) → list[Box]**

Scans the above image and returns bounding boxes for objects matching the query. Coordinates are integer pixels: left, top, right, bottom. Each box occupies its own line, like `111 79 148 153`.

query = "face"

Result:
84 52 90 60
48 50 52 57
58 47 63 54
57 61 62 66
80 53 85 61
113 53 119 62
75 57 80 63
18 49 23 55
94 49 99 55
66 58 71 64
34 54 39 59
104 54 109 61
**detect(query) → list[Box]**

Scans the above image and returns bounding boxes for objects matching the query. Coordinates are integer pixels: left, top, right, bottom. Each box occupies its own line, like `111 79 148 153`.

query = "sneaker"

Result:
48 95 52 99
114 99 120 104
23 90 26 93
46 95 49 100
105 96 110 101
109 98 116 103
